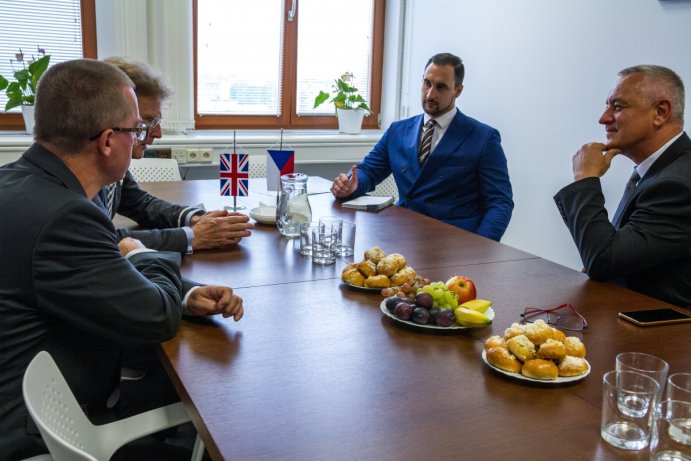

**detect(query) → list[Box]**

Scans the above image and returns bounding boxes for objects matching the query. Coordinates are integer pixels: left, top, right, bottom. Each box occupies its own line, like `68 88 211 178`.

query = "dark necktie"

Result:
105 182 116 217
611 169 641 227
418 119 437 165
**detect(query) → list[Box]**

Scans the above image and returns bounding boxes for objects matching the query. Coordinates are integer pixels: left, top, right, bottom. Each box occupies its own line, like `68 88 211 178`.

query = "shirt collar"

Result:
636 131 684 179
423 107 457 130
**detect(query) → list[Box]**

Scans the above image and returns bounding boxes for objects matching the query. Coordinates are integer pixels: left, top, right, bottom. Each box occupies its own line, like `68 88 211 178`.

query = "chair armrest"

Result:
99 402 191 460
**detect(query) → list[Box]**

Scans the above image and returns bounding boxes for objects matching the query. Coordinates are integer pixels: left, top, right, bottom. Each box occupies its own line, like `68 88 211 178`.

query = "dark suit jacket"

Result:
93 170 204 253
0 144 189 460
554 133 691 309
350 109 513 241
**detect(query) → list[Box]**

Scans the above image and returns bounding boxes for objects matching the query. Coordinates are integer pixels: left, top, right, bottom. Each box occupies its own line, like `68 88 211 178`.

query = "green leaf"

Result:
0 75 7 91
14 68 30 85
6 81 22 98
29 54 50 79
313 91 330 109
5 96 23 111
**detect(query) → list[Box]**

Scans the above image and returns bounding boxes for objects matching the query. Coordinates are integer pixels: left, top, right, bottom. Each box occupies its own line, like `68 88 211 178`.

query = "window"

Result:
194 0 385 130
0 0 96 131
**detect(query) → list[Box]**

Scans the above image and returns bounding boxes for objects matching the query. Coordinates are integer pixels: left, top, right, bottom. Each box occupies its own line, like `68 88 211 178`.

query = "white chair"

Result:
371 174 399 202
248 154 267 178
22 351 204 461
128 158 182 182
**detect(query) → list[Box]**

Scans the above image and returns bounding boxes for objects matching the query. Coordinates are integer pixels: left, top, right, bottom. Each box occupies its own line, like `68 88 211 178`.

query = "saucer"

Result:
250 206 277 225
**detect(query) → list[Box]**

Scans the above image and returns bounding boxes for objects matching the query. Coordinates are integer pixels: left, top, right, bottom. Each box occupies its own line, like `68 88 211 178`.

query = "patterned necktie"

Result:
105 182 116 217
418 119 437 165
611 169 641 227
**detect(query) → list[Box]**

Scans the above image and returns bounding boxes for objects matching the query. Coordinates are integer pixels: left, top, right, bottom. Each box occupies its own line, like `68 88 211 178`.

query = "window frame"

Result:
193 0 385 130
0 0 97 131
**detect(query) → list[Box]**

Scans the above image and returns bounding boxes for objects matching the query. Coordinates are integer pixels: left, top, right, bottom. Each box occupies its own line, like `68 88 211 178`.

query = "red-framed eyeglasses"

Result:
520 303 588 332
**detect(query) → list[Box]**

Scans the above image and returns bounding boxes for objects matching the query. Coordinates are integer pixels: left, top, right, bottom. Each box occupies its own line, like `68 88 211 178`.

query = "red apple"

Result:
446 276 477 303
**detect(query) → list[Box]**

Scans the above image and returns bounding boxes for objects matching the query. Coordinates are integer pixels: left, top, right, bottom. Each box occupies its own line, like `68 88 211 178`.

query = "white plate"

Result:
249 207 276 225
380 299 495 330
343 283 383 292
481 349 591 383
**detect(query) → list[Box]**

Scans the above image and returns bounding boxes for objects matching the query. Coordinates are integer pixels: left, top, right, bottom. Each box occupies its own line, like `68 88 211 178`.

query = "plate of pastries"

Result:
341 246 415 291
482 319 590 382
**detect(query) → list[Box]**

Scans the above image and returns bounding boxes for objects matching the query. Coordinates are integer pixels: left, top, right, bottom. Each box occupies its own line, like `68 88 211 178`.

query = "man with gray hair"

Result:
98 57 254 253
554 65 691 309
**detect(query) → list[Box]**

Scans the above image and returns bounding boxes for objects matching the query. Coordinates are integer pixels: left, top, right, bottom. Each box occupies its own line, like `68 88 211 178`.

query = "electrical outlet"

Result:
186 148 200 163
199 148 214 163
172 148 187 164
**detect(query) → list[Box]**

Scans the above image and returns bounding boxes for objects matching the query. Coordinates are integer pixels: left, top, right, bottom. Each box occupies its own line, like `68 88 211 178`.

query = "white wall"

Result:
401 0 691 270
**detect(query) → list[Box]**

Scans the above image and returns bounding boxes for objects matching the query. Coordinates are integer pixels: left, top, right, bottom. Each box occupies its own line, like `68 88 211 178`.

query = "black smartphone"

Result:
618 308 691 327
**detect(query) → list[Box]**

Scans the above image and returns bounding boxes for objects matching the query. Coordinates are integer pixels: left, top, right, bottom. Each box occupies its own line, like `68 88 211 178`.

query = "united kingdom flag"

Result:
220 152 249 197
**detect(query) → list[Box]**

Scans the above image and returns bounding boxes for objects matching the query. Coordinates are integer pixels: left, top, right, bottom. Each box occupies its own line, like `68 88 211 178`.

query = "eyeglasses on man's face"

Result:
89 122 150 142
144 116 162 129
520 303 588 332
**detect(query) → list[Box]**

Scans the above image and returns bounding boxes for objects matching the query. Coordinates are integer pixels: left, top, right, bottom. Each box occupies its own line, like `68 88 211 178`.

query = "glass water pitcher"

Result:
277 173 312 238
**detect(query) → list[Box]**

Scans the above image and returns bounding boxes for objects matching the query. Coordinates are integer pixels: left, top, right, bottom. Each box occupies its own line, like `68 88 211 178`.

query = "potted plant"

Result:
313 72 371 134
0 47 51 134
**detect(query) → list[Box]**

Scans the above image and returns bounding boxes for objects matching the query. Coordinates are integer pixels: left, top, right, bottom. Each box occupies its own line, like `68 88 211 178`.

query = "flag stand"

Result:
224 131 246 211
275 128 284 207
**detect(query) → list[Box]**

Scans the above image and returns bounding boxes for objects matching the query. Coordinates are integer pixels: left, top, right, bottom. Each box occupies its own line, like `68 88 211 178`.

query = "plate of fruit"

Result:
379 280 495 330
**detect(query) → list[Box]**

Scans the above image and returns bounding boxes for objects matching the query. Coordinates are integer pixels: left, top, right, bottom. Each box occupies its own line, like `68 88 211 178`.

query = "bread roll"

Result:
521 359 558 380
364 274 390 288
356 260 377 277
376 256 399 276
551 327 566 343
390 266 416 286
506 334 536 363
341 267 365 286
364 246 386 264
484 335 506 351
523 319 554 345
503 323 525 341
558 356 589 377
564 337 586 358
486 347 522 373
536 338 567 361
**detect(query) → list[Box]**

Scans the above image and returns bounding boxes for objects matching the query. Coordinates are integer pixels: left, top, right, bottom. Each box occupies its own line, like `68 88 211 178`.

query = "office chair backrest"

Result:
372 174 399 202
129 158 182 182
23 351 200 461
22 351 99 460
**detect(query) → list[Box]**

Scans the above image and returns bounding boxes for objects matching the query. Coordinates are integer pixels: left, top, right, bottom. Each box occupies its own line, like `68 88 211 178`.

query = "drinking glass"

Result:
311 227 337 265
616 352 669 404
319 216 343 234
336 221 356 256
649 400 691 460
299 222 319 256
601 370 659 450
667 373 691 404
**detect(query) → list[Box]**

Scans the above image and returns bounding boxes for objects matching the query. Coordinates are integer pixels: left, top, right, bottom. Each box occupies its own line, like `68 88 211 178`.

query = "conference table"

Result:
118 179 691 461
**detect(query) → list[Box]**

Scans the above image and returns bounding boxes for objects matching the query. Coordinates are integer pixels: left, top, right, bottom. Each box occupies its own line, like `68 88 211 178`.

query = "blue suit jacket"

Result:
352 109 513 241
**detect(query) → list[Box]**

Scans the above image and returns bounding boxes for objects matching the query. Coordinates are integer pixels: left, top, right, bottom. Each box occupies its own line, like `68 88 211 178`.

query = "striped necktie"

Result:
611 169 641 227
105 182 116 217
418 119 437 165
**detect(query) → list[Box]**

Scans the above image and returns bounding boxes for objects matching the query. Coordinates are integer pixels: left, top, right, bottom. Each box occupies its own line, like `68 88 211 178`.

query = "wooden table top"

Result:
123 180 691 461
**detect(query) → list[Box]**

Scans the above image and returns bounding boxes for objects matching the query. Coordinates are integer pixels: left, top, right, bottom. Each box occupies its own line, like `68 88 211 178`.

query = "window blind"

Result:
0 0 84 111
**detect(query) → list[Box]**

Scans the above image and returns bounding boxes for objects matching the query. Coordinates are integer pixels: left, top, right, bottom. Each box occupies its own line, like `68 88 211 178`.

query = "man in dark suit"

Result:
554 65 691 309
96 57 254 254
331 52 513 241
0 59 244 460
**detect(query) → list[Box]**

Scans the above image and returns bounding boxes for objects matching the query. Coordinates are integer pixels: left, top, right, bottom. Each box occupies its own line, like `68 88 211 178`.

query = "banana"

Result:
460 299 492 313
454 307 492 326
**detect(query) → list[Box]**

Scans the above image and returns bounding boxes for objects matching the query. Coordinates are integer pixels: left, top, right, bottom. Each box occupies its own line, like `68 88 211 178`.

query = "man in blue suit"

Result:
331 52 513 241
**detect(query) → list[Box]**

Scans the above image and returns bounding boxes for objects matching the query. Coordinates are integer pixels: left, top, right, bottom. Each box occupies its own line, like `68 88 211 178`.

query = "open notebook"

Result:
342 195 394 211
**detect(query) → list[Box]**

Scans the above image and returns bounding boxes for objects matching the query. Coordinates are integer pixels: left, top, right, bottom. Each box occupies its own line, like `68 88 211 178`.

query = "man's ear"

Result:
95 129 114 157
653 99 672 127
455 84 464 98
